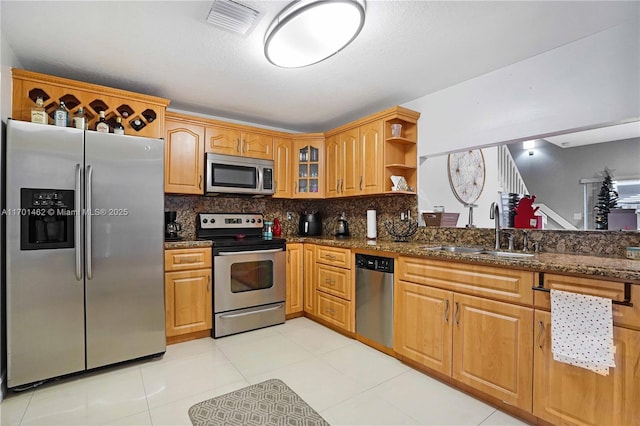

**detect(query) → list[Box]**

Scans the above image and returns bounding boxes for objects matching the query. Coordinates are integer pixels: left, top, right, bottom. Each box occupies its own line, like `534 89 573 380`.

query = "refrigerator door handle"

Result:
85 165 93 280
75 163 83 281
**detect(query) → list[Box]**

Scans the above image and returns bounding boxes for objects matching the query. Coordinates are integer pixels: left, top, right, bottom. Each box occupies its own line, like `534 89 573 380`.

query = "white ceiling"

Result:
545 121 640 148
1 1 638 132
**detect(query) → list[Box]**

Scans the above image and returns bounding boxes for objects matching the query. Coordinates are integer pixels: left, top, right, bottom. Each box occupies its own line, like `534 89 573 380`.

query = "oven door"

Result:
213 248 286 313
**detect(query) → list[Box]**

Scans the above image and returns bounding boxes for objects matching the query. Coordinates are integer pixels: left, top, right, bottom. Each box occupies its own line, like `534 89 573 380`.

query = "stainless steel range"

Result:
196 213 286 338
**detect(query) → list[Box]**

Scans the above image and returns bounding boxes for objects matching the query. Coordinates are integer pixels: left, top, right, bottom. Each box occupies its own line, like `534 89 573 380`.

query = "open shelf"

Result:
385 136 415 145
386 163 417 170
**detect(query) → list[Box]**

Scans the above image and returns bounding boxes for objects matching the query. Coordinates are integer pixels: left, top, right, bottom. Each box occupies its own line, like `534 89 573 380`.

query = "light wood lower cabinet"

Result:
316 291 352 331
314 245 354 333
303 244 316 315
452 293 533 411
286 243 303 315
395 281 533 411
395 256 534 412
394 281 452 375
164 247 212 343
533 310 640 426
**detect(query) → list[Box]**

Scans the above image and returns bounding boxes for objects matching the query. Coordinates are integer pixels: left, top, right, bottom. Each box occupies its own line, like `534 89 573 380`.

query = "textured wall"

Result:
165 194 418 240
165 194 639 258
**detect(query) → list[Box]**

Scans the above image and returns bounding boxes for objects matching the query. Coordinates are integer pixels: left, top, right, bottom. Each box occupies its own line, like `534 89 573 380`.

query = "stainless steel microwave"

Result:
205 153 274 196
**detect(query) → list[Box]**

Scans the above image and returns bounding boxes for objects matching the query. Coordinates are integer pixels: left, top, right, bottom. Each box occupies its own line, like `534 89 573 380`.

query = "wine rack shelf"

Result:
12 69 170 138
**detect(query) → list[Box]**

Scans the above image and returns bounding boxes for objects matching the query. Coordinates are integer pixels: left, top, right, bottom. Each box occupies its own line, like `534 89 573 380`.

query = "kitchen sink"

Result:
421 246 483 254
422 246 535 258
480 250 535 258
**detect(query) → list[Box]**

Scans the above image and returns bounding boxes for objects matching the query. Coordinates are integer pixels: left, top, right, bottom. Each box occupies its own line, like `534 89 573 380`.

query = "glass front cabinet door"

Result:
293 136 324 199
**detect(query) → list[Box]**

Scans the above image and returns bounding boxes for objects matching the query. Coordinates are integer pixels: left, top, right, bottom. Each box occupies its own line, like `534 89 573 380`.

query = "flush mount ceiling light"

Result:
264 0 366 68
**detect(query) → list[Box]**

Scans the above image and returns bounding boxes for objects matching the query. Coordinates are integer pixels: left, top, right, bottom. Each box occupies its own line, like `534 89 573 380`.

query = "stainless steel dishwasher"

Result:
355 254 394 348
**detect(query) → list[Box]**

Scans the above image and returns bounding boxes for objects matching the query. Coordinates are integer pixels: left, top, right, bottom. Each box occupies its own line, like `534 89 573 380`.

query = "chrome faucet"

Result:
490 202 500 250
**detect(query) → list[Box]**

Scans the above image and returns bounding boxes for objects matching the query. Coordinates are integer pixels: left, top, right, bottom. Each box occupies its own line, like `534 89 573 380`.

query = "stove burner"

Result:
196 213 286 254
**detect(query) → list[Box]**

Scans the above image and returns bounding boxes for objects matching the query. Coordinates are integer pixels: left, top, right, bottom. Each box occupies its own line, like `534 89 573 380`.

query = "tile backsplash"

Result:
165 194 639 258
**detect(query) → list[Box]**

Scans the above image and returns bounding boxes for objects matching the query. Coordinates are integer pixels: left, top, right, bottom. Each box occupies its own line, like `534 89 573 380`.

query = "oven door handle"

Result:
218 248 284 256
219 304 283 319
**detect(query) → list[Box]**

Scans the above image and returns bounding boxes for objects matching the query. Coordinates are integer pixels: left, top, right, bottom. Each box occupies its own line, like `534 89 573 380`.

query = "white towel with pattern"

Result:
550 289 615 376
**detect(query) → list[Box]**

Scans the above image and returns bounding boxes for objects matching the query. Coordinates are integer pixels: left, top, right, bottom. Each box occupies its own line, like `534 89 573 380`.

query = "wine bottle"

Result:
31 97 48 125
95 111 110 133
113 117 125 135
54 101 68 127
130 118 146 132
72 107 86 130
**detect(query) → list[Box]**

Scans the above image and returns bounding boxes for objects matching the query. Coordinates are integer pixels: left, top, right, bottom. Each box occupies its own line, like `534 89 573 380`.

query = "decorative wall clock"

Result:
448 149 486 204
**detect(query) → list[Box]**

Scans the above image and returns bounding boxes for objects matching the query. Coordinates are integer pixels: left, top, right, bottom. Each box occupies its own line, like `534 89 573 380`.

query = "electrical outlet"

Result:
286 212 293 221
573 213 582 220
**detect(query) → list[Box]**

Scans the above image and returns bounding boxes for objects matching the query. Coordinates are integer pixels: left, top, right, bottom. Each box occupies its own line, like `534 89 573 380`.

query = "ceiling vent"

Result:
206 0 260 35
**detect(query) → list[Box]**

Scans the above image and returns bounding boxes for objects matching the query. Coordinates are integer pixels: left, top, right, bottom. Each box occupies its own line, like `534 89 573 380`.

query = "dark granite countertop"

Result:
164 240 213 249
164 237 640 283
290 237 640 283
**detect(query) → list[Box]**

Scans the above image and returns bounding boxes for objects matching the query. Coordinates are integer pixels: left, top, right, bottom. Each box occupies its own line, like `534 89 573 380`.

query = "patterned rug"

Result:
188 379 330 426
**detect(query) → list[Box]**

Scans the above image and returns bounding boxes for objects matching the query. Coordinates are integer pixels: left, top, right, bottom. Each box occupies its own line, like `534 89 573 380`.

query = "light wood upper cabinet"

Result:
243 132 274 159
359 120 384 194
324 135 341 198
205 125 273 159
533 310 640 426
340 128 359 196
12 68 169 139
273 137 293 198
323 106 420 197
164 117 205 194
204 126 240 156
286 243 304 315
292 135 324 198
452 293 533 411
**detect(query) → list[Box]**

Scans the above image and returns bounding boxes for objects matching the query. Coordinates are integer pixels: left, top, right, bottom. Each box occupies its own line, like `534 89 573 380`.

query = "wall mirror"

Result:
418 120 640 231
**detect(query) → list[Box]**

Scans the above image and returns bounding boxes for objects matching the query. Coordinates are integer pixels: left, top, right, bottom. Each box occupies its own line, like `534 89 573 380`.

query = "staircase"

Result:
497 145 529 195
497 145 576 230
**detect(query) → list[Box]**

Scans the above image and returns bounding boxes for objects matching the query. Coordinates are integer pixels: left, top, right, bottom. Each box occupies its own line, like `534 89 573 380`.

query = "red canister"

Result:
273 218 282 237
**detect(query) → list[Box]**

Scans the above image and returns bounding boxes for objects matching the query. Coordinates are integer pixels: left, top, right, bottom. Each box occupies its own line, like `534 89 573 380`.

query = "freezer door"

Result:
84 131 166 369
6 120 85 387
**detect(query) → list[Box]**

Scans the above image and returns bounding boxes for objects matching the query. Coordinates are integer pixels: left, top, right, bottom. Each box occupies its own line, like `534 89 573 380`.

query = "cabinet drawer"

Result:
398 256 533 305
534 273 640 330
316 246 351 268
317 264 352 300
165 248 212 271
316 291 353 332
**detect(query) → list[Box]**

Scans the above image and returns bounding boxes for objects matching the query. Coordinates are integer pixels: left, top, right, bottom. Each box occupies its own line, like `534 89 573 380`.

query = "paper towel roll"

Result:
367 210 377 239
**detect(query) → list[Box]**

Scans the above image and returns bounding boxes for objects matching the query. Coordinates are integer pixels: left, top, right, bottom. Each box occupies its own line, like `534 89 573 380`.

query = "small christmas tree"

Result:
594 169 618 230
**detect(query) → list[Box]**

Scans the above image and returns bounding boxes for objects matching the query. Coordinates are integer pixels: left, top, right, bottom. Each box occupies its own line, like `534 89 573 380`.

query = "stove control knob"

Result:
203 219 208 224
246 219 250 223
211 218 215 223
251 219 256 223
257 219 262 224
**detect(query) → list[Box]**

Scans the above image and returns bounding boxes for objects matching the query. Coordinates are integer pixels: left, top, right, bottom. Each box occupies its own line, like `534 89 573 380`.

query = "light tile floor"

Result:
0 318 528 425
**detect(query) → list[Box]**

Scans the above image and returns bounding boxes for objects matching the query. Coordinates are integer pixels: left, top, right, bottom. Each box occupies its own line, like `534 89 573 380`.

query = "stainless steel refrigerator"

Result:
5 119 166 388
